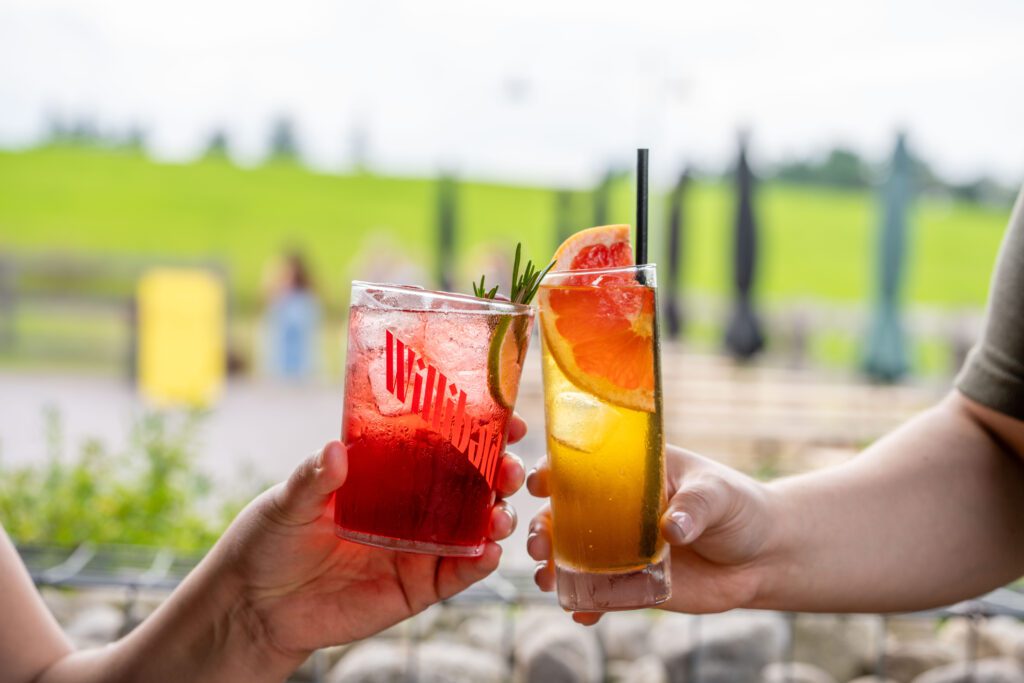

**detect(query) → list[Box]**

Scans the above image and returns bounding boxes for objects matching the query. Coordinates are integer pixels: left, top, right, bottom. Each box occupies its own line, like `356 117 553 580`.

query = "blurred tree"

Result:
349 119 370 173
123 124 147 151
205 127 230 158
774 147 871 188
268 115 300 160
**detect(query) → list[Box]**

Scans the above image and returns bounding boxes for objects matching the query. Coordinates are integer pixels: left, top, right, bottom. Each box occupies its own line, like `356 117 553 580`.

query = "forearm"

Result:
753 392 1024 613
39 542 301 683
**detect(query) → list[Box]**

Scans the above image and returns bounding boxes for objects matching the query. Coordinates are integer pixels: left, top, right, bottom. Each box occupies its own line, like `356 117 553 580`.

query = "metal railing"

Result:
20 543 1024 682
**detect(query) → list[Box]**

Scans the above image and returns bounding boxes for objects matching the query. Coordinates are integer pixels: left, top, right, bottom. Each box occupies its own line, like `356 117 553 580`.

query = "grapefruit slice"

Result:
552 224 633 272
540 225 656 413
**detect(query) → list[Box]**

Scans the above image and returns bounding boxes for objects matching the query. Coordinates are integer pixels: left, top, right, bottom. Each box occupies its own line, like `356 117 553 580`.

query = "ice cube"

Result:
422 312 490 375
367 355 409 416
351 307 426 355
548 392 613 453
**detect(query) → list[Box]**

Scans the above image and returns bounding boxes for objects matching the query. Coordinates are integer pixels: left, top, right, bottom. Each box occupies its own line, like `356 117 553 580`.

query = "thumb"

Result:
273 440 348 525
661 476 731 546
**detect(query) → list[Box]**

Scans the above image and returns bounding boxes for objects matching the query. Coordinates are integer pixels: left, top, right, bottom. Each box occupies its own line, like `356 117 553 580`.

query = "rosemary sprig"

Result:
470 243 555 305
472 275 499 300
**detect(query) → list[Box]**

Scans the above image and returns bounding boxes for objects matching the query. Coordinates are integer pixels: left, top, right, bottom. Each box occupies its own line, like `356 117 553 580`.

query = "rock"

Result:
416 641 505 682
650 611 788 683
326 641 408 683
514 615 602 683
938 619 1003 660
761 661 838 683
457 611 509 656
792 614 877 681
65 604 125 647
910 657 1024 683
983 617 1024 660
880 641 958 682
599 611 655 661
326 640 504 683
620 655 669 683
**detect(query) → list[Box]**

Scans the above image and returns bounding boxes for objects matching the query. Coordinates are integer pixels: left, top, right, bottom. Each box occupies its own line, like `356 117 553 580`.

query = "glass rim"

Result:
351 280 534 315
541 263 656 282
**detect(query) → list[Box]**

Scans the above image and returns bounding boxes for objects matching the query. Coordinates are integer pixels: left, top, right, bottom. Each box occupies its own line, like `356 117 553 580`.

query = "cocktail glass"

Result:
335 282 534 557
537 263 670 609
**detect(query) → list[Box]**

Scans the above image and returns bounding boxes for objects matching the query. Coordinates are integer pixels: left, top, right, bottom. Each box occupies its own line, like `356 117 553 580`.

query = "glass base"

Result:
335 525 484 557
556 553 671 611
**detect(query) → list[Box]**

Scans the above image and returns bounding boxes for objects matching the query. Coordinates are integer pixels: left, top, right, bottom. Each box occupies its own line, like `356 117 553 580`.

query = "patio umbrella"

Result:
436 175 457 291
593 167 615 226
863 132 912 382
554 189 574 248
664 169 690 338
724 133 765 359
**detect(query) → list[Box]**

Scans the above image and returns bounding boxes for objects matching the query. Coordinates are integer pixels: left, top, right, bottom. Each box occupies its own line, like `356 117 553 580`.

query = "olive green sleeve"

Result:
955 186 1024 420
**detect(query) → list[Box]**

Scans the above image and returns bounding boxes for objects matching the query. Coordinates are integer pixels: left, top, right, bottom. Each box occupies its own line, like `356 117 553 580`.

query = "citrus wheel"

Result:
488 314 529 409
540 225 656 413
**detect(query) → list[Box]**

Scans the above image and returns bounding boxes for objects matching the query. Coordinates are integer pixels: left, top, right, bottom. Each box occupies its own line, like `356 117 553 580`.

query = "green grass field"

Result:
0 145 1012 315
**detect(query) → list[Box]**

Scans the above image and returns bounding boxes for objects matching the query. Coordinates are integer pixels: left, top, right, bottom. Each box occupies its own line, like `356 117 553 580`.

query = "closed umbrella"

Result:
436 175 457 291
724 133 765 359
863 133 912 382
664 169 690 338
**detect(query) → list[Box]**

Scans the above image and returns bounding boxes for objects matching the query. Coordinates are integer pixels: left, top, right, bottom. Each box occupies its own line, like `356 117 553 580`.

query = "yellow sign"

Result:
137 268 225 407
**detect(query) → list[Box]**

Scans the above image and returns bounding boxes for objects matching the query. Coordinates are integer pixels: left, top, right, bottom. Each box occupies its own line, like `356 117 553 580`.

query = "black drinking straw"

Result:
635 148 649 267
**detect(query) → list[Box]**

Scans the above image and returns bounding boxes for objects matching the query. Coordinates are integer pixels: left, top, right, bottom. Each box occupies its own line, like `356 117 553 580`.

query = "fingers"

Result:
527 504 555 591
272 441 348 525
661 475 731 546
526 504 552 562
526 457 550 498
435 542 502 600
488 500 517 541
495 452 526 498
572 612 604 626
533 558 555 592
507 413 527 445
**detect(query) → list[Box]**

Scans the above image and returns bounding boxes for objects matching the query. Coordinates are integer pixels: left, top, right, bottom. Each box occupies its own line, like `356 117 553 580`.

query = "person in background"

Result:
529 187 1024 622
0 418 528 682
264 250 321 380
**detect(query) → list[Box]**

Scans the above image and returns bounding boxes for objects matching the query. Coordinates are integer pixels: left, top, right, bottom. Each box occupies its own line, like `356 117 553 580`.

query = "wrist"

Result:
119 546 307 682
200 546 311 680
743 478 795 610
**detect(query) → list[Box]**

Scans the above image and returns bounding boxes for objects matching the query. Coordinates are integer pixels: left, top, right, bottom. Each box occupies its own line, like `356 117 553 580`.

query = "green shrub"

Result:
0 407 253 553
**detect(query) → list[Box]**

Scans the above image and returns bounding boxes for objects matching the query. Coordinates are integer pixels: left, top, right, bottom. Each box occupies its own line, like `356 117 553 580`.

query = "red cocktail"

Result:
335 282 534 556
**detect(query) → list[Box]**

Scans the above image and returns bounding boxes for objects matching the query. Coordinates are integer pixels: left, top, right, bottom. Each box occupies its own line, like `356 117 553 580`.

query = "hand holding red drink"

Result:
213 424 528 665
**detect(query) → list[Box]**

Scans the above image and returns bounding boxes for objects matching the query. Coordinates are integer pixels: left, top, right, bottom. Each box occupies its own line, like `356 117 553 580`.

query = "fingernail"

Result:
667 511 695 544
314 448 326 470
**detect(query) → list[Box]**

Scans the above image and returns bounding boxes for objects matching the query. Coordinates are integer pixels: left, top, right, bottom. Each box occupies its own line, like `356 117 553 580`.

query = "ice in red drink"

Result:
335 283 533 556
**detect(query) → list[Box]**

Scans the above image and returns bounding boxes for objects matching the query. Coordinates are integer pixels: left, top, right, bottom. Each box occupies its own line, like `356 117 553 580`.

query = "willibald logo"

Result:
384 329 503 486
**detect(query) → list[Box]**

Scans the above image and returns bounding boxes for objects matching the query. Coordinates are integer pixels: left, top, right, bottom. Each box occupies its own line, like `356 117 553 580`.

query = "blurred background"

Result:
2 1 1024 682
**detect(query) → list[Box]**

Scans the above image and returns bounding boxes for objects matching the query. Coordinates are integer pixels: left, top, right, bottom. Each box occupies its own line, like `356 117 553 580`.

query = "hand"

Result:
214 415 528 665
526 444 773 624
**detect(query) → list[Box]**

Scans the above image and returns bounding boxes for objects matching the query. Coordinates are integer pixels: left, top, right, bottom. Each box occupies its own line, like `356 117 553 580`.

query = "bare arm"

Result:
527 391 1024 619
755 391 1024 612
5 421 527 681
0 529 74 681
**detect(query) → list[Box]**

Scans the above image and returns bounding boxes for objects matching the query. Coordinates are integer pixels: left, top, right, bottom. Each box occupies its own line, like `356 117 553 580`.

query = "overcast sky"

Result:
1 0 1022 187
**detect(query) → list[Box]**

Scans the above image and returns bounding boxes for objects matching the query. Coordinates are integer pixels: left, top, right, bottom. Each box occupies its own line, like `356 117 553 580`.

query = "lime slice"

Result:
488 315 526 409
